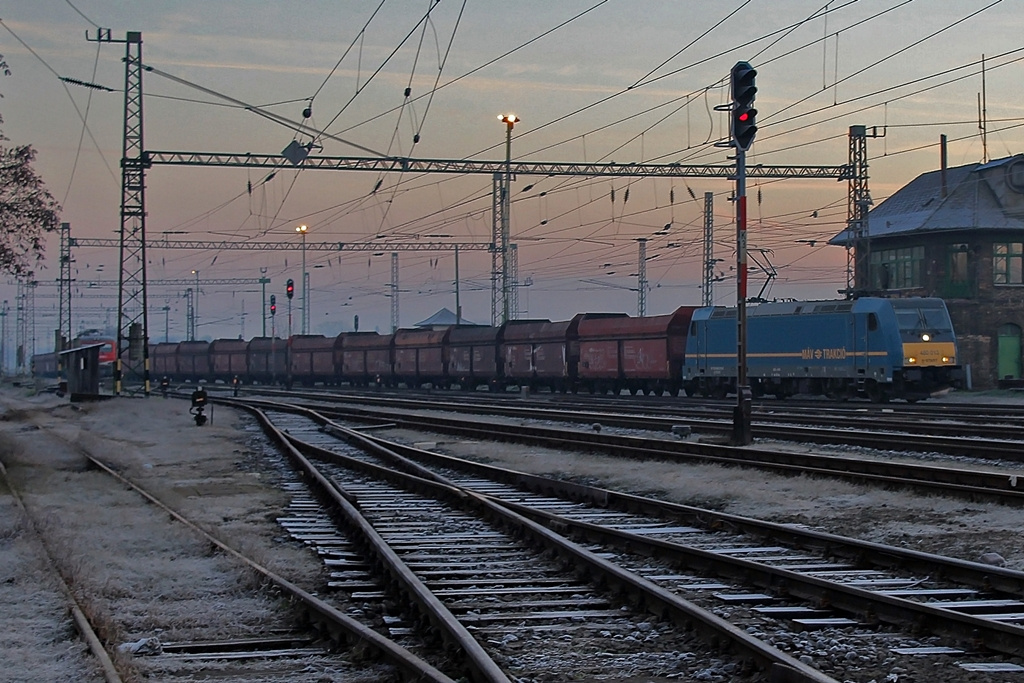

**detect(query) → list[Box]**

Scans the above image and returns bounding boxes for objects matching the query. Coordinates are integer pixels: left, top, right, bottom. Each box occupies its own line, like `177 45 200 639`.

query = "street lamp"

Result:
497 113 519 324
296 224 308 335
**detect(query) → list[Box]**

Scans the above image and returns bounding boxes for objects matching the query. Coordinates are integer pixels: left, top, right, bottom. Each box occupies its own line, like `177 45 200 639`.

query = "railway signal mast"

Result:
269 294 277 384
731 61 757 446
285 279 294 389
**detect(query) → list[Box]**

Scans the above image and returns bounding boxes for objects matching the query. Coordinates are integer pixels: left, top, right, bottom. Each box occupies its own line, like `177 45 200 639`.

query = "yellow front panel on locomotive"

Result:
903 342 957 367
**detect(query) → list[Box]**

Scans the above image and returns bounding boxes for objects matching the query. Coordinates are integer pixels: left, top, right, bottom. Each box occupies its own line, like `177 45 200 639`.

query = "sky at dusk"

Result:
1 0 1023 353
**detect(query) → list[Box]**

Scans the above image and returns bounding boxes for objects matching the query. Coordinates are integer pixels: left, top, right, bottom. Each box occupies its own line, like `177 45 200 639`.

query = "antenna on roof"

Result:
978 54 989 164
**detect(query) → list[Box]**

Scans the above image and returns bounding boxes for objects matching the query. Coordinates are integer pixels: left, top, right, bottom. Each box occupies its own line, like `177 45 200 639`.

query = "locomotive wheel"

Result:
867 382 890 404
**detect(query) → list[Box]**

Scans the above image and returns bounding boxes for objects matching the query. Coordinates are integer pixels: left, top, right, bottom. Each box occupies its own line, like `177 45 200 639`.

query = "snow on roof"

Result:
829 154 1024 244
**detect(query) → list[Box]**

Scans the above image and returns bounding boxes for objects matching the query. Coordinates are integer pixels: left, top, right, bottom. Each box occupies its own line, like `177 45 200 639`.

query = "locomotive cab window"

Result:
893 303 953 341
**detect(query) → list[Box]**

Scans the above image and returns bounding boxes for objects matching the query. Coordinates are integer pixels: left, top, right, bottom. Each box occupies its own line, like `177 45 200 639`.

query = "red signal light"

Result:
738 112 750 122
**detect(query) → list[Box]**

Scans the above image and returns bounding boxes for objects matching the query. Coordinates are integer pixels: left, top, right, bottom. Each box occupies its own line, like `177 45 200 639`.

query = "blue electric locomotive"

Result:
681 297 961 402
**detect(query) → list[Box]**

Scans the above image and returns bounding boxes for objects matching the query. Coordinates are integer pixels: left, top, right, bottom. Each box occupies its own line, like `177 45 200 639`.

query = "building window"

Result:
870 246 923 289
948 245 968 283
993 243 1024 285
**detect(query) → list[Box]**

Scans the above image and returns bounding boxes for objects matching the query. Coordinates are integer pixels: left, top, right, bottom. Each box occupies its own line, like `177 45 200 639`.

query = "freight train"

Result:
32 297 962 402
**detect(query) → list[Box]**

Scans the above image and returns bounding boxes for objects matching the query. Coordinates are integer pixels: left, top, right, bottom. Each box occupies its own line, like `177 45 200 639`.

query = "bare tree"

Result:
0 53 61 277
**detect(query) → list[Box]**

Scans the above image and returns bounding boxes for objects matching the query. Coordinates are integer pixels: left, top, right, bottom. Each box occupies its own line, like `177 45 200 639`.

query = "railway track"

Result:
227 396 1024 506
19 421 459 682
244 400 1024 681
253 405 834 682
239 387 1024 459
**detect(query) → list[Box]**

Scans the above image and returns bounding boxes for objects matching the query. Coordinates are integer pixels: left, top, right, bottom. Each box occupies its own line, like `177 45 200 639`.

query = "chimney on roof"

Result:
940 134 948 198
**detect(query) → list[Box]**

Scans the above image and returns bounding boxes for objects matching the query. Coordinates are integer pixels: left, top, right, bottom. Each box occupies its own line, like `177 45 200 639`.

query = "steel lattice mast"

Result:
637 238 648 317
702 192 715 307
844 125 880 297
91 29 150 395
390 253 399 332
57 222 72 380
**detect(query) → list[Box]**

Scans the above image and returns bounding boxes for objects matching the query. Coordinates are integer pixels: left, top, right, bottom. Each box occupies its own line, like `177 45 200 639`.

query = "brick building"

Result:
830 154 1024 389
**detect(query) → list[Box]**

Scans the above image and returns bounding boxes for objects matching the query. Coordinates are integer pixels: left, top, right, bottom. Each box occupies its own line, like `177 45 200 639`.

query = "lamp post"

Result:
259 267 270 337
296 224 308 335
497 113 519 324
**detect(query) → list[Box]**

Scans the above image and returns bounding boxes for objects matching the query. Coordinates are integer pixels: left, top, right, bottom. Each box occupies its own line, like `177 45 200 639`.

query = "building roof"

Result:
829 154 1024 244
414 307 482 327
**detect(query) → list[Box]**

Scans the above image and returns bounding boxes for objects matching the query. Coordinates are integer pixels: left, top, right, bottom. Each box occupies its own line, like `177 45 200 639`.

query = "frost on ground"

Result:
0 386 377 683
392 390 1024 573
2 382 1023 682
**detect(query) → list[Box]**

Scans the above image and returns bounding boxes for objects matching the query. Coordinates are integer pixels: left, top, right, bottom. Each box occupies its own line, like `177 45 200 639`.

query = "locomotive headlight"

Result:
921 333 931 342
942 356 951 363
907 356 917 364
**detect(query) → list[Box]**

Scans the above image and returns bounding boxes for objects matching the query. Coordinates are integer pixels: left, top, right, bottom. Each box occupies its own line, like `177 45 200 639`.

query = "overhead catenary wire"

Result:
0 18 118 183
141 63 387 157
293 0 914 244
314 0 444 147
63 0 102 29
61 39 104 206
763 0 1005 124
307 0 388 106
29 2 1024 327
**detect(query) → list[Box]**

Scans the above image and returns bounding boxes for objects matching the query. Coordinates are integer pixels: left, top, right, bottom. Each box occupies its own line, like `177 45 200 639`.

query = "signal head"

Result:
732 106 758 151
286 279 294 299
730 61 758 151
731 61 757 106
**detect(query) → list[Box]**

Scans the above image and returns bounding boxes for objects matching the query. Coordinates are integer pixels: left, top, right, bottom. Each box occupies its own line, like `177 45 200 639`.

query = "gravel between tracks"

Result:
0 386 392 683
380 394 1024 574
3 384 1024 682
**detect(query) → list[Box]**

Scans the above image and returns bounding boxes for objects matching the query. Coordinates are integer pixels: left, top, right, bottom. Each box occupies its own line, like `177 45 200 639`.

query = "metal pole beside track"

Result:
733 148 753 445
